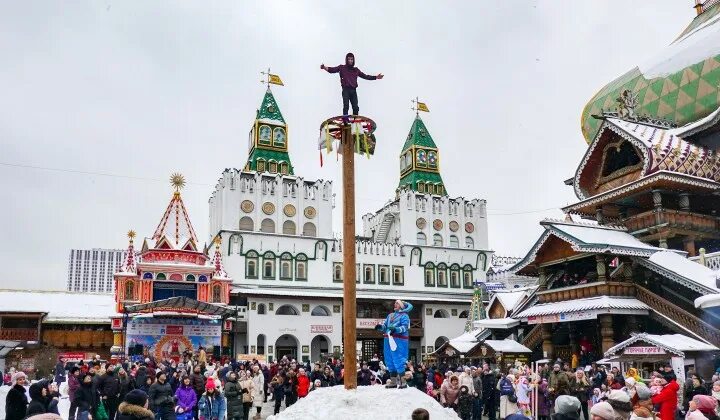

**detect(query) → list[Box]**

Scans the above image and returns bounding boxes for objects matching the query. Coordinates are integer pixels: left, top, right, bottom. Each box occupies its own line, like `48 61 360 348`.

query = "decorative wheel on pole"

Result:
319 115 377 390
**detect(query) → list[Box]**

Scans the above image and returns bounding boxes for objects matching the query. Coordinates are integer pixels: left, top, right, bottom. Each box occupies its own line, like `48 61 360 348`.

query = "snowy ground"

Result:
267 385 460 420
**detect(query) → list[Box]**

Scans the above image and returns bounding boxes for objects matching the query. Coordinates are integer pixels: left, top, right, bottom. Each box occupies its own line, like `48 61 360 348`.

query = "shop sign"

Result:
356 318 384 329
310 325 333 334
236 354 266 362
623 346 666 355
59 352 86 362
527 310 597 325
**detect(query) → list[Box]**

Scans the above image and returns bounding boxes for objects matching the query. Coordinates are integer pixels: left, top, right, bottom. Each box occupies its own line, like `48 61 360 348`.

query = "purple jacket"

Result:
68 375 80 401
175 384 197 411
325 54 377 89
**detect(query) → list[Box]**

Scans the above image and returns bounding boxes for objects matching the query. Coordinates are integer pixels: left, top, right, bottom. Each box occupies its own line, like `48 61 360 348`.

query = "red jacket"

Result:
297 375 310 398
652 380 679 420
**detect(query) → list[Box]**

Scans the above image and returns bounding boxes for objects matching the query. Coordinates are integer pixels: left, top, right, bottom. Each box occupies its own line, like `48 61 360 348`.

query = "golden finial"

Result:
170 173 186 193
127 230 136 240
214 236 222 248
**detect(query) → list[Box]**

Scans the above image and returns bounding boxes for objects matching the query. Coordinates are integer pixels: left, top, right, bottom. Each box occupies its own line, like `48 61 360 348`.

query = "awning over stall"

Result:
604 333 718 360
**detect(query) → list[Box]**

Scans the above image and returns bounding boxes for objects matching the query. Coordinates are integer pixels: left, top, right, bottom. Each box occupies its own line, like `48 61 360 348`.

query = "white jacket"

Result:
252 373 265 407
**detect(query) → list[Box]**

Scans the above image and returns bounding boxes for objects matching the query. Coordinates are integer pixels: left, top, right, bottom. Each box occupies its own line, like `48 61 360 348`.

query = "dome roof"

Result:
581 4 720 143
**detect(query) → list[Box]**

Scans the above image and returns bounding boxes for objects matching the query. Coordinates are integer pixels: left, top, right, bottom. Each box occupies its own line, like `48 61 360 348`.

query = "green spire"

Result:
244 88 294 175
464 283 487 333
397 116 447 196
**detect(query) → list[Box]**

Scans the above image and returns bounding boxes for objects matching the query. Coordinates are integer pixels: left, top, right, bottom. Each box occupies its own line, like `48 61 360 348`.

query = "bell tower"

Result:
397 115 447 196
244 88 294 175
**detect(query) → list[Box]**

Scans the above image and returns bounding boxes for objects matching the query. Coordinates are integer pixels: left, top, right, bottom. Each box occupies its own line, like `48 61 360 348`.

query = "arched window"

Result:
302 222 317 237
296 255 308 280
269 161 278 173
333 263 343 282
124 281 135 300
364 266 375 284
280 162 289 174
424 264 435 287
433 234 443 247
465 237 474 249
156 273 167 280
463 271 473 288
198 275 208 283
379 266 390 285
437 264 447 287
276 304 300 315
459 310 469 318
393 267 404 285
142 272 153 279
449 235 459 248
417 182 425 193
169 273 182 281
263 252 275 279
256 159 266 172
311 306 331 316
239 216 254 231
417 232 427 245
211 284 222 303
246 251 258 278
186 274 196 282
283 220 296 235
450 271 460 288
433 309 449 318
257 303 266 315
261 219 275 233
273 127 286 147
280 254 292 279
258 125 271 144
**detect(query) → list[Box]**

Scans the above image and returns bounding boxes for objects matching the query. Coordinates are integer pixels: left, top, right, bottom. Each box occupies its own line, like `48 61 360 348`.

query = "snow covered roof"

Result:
445 331 483 354
490 288 534 315
605 333 718 358
483 339 532 353
0 290 116 323
473 318 520 329
695 293 720 309
514 296 650 319
233 286 471 303
637 251 719 294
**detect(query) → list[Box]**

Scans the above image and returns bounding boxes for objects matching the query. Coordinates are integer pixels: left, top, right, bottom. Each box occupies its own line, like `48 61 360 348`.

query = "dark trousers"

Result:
472 397 483 420
484 398 497 420
342 87 359 115
68 399 79 420
274 399 282 415
242 402 252 420
155 404 177 420
581 401 589 420
105 396 120 420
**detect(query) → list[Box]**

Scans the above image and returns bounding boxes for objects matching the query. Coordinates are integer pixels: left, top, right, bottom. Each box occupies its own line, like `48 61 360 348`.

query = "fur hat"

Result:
12 371 27 385
590 402 616 420
554 395 581 416
124 389 148 407
635 384 652 400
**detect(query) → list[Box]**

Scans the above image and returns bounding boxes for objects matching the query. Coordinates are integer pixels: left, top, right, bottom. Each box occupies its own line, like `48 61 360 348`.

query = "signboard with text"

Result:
527 310 597 325
310 325 333 334
356 318 384 329
125 318 220 362
623 346 666 355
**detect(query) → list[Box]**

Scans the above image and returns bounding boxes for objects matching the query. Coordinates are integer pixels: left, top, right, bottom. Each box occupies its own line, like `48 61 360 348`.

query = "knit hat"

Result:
554 395 581 416
11 371 27 385
607 390 633 414
693 395 718 417
590 402 616 420
625 377 636 388
124 389 148 407
205 377 216 390
635 384 652 400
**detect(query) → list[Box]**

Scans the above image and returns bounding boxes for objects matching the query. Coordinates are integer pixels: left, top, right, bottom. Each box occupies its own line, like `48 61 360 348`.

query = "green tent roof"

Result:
256 88 286 124
402 116 437 150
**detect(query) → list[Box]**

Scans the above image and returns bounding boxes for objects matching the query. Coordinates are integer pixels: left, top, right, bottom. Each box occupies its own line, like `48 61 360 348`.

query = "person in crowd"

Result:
119 368 135 404
441 375 462 411
54 358 67 386
297 368 311 399
73 373 96 420
358 363 373 386
238 370 255 420
139 376 153 394
554 395 582 420
606 390 633 420
457 385 474 420
590 401 618 420
538 379 552 420
270 374 285 415
712 382 720 417
630 385 654 420
570 369 591 420
693 395 719 420
5 371 29 420
321 366 336 387
498 373 519 420
27 380 60 417
517 375 533 417
97 366 122 420
459 367 474 392
412 408 430 420
686 375 709 412
483 368 499 420
550 364 571 401
175 376 198 420
284 370 298 408
473 368 485 420
197 378 226 420
250 365 265 419
149 371 176 420
68 366 81 420
652 373 679 420
117 389 154 420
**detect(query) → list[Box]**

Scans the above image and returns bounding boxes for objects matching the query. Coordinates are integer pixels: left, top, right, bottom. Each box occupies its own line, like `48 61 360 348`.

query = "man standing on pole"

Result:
320 53 384 120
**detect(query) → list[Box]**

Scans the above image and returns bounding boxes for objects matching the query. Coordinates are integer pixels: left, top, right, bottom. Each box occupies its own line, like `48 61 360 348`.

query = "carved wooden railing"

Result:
635 284 720 347
624 209 719 235
0 328 38 341
522 324 543 350
538 282 635 303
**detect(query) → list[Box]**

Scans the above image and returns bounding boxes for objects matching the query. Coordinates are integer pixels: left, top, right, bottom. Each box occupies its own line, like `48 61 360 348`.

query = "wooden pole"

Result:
341 124 358 389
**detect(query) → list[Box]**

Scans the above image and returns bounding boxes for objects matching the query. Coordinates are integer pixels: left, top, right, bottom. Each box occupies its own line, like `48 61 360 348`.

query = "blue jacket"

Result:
380 303 413 336
197 392 226 420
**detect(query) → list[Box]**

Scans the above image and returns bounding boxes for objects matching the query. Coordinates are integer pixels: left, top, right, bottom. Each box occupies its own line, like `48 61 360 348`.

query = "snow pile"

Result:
267 385 460 420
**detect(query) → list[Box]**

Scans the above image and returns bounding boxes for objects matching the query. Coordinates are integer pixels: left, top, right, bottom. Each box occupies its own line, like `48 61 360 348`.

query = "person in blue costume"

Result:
375 299 413 388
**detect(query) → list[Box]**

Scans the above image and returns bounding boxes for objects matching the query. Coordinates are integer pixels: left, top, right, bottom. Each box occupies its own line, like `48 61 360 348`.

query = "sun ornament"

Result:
170 173 186 192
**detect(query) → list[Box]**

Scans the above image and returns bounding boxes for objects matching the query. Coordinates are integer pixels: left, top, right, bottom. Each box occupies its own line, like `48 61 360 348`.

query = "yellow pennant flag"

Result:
268 74 284 86
417 102 429 112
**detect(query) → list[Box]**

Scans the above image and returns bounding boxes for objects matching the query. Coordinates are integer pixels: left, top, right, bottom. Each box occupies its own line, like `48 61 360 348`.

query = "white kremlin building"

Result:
210 88 494 363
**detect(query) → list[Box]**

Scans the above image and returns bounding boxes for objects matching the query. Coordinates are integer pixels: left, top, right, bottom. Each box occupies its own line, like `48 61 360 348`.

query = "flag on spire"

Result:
268 74 284 86
417 102 429 112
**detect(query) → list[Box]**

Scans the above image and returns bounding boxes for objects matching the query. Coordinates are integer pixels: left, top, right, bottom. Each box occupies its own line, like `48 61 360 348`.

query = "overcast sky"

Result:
0 1 695 290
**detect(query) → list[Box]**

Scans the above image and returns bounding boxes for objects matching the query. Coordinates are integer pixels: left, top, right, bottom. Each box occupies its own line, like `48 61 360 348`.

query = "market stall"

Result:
465 339 532 370
603 333 719 382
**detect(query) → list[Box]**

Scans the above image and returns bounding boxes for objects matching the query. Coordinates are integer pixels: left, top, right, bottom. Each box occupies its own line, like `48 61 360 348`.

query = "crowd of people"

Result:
5 351 720 420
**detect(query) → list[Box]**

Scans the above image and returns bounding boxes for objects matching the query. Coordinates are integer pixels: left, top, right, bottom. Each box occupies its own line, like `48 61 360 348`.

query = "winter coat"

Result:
54 362 66 384
569 377 590 403
549 371 570 396
358 369 373 386
239 378 255 404
73 381 96 413
440 382 461 406
148 380 175 410
4 383 28 420
473 376 484 398
320 374 336 388
119 375 134 400
190 373 206 395
68 374 80 401
135 367 148 389
652 380 680 420
458 392 474 418
482 372 498 401
414 371 426 391
175 384 197 411
97 372 121 398
197 392 226 420
222 379 244 416
686 411 709 420
324 54 378 89
297 374 311 397
116 401 155 420
27 381 59 417
458 373 474 392
251 373 265 407
271 378 285 401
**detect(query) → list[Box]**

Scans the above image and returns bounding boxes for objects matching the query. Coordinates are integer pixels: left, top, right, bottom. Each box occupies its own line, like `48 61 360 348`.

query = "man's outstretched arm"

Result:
320 63 341 73
359 70 384 80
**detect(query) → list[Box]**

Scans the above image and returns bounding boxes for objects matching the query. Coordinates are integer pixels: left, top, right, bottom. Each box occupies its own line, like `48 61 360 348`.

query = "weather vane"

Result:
261 68 284 88
411 97 430 116
170 173 186 192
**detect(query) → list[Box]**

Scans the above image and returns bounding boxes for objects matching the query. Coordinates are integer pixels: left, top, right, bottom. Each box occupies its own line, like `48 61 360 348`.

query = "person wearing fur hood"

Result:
117 390 154 420
374 299 413 388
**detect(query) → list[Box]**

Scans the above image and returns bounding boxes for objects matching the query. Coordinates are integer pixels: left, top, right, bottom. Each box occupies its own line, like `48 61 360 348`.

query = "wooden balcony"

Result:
42 329 114 348
0 328 38 341
538 281 635 304
624 209 720 237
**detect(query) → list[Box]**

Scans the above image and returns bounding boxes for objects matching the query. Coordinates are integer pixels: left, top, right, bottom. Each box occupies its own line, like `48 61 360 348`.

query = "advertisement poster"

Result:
125 318 220 361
